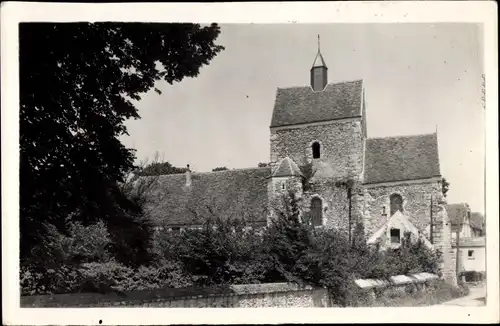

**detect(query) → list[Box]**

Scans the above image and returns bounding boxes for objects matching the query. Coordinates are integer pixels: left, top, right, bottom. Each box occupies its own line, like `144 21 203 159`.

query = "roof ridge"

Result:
193 166 271 175
367 132 437 141
277 79 363 91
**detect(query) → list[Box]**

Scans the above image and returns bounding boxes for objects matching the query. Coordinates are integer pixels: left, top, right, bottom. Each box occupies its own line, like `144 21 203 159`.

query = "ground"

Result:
433 283 486 307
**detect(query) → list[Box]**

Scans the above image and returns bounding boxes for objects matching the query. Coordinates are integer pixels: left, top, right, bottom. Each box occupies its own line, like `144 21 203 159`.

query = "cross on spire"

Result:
318 34 320 52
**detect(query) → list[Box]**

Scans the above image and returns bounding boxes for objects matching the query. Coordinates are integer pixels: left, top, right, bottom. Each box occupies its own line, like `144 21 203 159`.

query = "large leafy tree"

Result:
19 22 224 263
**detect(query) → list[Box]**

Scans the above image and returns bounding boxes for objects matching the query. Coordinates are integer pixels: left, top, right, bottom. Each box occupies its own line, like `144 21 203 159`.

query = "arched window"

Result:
312 142 321 159
389 194 404 216
310 197 323 226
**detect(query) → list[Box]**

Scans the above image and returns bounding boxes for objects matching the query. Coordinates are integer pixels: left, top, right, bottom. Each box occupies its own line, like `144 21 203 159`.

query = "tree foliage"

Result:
19 22 224 261
441 178 450 198
212 167 229 172
139 162 188 176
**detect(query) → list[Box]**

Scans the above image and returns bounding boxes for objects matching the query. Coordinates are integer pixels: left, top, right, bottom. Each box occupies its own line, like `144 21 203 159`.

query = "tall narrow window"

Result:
390 228 401 244
312 142 321 159
389 194 404 216
310 197 323 226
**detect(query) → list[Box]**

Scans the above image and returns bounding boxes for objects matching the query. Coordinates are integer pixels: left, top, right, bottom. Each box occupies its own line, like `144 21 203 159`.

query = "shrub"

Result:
152 214 272 286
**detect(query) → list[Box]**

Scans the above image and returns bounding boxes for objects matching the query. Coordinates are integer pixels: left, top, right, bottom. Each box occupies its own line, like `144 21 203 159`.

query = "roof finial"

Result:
317 34 321 52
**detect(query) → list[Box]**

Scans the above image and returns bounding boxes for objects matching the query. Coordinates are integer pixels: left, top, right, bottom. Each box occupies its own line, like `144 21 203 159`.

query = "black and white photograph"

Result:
2 2 498 325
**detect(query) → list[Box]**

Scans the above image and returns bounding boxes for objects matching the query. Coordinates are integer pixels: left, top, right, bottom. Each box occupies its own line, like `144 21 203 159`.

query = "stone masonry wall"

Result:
363 180 456 285
21 283 331 308
363 181 442 238
270 120 364 180
269 120 364 232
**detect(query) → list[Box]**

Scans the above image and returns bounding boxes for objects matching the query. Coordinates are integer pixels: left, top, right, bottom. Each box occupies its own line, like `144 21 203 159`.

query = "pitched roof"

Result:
271 157 303 178
470 212 485 231
367 211 433 249
446 203 470 232
312 51 327 67
270 79 363 128
363 133 441 184
451 236 485 248
140 167 271 226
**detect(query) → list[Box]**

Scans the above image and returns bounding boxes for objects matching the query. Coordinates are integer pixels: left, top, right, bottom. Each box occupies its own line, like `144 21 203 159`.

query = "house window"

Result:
390 228 401 244
468 250 474 257
312 142 321 159
382 206 387 216
171 227 180 233
310 197 323 226
390 194 404 216
282 183 286 190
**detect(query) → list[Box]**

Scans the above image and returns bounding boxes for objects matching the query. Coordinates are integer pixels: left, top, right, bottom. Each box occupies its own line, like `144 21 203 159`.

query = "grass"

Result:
359 281 470 307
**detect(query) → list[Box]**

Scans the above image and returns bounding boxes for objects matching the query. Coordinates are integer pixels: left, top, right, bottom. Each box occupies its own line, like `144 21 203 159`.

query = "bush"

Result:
152 215 273 286
460 271 485 283
20 264 81 295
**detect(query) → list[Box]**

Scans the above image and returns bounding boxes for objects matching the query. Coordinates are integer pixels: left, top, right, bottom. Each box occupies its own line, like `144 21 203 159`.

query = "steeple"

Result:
310 35 328 92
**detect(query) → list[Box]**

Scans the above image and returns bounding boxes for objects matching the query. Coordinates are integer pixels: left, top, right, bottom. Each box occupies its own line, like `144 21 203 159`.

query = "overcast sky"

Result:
121 23 485 214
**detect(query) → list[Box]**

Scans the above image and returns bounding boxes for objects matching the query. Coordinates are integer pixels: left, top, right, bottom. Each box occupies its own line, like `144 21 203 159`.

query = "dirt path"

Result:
433 283 486 307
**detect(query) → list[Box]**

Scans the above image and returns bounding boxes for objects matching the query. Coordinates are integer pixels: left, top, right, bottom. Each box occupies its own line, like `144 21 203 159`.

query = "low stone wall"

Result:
354 272 440 304
21 283 331 308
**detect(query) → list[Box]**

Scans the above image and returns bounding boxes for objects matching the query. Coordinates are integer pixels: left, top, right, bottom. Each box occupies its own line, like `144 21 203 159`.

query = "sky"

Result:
121 23 485 214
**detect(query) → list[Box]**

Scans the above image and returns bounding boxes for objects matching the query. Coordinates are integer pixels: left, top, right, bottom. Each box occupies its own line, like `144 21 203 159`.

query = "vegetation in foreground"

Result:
21 190 454 306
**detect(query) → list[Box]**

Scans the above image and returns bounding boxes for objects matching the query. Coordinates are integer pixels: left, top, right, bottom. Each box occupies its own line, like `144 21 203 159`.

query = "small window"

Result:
312 142 321 159
282 183 286 190
390 194 404 216
382 206 387 216
468 250 474 257
390 228 401 244
171 227 180 233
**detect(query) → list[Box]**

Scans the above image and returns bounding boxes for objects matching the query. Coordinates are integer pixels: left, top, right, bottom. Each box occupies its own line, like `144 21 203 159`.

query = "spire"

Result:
312 35 327 68
310 34 328 91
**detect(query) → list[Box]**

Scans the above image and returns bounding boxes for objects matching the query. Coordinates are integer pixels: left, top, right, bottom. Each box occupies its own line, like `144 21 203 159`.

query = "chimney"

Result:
185 164 191 187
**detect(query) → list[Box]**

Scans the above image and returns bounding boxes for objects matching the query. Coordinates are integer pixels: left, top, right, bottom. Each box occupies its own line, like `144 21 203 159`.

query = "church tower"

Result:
310 35 328 92
269 36 366 234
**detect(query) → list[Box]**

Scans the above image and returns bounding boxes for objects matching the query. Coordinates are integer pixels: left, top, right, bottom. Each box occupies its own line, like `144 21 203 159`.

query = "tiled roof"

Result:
446 203 470 232
363 133 441 184
271 157 303 178
470 212 485 231
270 79 363 128
141 167 271 226
451 236 485 248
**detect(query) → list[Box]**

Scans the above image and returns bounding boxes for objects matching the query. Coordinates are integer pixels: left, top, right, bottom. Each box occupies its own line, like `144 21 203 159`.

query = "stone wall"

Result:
362 179 457 286
269 120 364 231
362 180 442 238
270 120 364 180
21 283 331 308
354 273 441 305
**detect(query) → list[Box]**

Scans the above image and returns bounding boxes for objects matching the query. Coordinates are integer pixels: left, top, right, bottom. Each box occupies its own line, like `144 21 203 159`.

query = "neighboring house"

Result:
141 41 456 282
470 212 485 236
452 236 486 275
447 203 484 239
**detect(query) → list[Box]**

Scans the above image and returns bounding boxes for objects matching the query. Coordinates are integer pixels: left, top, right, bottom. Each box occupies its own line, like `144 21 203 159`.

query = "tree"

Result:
212 166 228 172
442 178 450 197
19 22 224 262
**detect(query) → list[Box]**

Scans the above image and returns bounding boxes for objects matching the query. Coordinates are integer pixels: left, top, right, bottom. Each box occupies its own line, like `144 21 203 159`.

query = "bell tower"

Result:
310 35 328 92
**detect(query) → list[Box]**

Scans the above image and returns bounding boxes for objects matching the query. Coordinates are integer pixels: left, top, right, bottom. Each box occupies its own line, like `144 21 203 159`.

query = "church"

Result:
144 41 456 282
